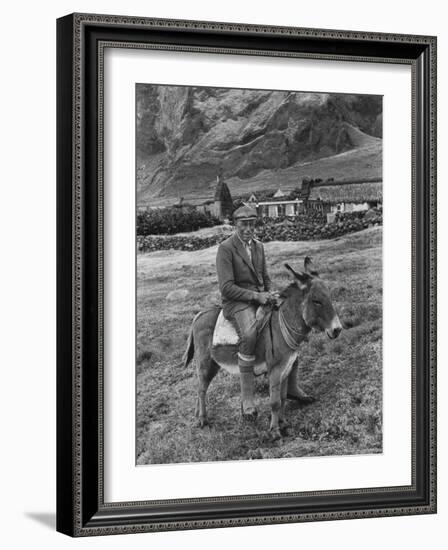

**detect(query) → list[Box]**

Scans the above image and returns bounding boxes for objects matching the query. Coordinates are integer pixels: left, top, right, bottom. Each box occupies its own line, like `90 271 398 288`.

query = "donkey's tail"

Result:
181 327 195 368
180 311 204 368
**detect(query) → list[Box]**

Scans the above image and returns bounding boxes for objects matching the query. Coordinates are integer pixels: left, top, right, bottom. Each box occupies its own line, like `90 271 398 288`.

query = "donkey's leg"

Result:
278 377 291 434
195 358 220 428
279 377 288 423
268 367 283 441
188 307 221 427
287 358 315 404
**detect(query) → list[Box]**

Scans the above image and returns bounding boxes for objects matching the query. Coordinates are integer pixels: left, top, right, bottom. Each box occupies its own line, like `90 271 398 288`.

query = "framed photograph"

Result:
56 13 437 536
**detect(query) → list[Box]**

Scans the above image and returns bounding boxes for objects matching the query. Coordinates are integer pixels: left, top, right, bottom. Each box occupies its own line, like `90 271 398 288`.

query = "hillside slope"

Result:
137 86 382 206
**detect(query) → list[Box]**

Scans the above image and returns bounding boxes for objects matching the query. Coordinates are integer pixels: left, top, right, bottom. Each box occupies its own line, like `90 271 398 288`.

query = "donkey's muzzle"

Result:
326 317 343 339
326 326 342 339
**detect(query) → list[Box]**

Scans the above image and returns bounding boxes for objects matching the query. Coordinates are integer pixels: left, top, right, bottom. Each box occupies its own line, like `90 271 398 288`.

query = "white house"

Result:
273 188 286 198
330 201 370 214
257 198 303 218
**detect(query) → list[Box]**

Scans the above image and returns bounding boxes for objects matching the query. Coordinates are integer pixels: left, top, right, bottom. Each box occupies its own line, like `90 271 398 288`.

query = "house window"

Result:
286 203 295 216
268 205 278 217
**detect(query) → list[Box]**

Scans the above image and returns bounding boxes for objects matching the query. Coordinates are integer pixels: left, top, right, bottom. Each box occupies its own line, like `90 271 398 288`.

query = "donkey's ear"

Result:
284 263 312 289
284 263 300 278
304 256 319 276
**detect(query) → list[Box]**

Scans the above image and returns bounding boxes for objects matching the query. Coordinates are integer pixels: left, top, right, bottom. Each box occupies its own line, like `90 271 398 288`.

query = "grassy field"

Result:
136 226 382 464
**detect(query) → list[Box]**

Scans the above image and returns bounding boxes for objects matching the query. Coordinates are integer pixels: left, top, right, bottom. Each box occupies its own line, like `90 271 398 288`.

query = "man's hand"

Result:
255 292 271 305
268 290 282 308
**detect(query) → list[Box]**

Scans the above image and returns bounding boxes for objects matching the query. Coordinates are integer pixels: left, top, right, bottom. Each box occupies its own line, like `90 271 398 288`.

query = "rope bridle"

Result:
278 302 310 350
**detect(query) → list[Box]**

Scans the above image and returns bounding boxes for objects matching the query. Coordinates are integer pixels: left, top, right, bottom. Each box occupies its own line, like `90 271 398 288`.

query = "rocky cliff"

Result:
136 85 382 206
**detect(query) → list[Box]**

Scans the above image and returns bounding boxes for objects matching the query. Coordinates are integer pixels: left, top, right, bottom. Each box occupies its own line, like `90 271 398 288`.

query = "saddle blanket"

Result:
211 309 274 376
211 307 272 348
212 310 239 347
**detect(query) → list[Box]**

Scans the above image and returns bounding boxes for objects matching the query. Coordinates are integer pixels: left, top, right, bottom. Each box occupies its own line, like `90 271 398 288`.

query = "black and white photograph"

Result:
136 84 383 465
1 0 443 544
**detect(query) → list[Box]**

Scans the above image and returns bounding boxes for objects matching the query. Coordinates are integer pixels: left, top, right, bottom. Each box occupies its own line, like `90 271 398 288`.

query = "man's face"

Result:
236 219 256 242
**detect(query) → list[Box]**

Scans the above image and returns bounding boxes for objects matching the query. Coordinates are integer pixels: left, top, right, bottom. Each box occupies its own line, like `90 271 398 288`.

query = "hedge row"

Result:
137 207 220 235
258 208 382 242
137 208 382 252
137 234 225 252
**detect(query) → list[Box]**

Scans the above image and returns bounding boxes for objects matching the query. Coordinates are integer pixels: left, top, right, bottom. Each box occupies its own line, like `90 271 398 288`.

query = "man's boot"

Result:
286 360 315 404
238 359 258 420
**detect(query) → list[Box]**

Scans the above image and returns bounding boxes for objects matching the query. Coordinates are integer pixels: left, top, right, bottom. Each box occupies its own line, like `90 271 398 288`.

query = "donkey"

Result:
182 258 342 440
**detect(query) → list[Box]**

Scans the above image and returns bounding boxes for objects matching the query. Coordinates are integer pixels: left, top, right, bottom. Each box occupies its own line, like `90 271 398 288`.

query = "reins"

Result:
258 287 310 358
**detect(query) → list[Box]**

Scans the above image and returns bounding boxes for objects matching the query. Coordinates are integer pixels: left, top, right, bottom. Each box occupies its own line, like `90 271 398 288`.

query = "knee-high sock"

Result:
239 362 255 407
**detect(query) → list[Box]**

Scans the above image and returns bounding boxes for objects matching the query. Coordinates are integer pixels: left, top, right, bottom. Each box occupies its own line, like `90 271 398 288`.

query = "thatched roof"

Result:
309 181 382 203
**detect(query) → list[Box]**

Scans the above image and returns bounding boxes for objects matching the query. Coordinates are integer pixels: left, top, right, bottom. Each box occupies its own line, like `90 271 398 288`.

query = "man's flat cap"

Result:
233 205 258 221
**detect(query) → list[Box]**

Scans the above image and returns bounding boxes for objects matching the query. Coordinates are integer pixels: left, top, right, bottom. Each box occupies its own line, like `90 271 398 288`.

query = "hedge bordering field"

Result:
137 206 221 235
137 208 382 252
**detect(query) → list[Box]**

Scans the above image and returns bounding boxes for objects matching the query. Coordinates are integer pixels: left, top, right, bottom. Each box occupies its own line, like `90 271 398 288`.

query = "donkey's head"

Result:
284 257 342 339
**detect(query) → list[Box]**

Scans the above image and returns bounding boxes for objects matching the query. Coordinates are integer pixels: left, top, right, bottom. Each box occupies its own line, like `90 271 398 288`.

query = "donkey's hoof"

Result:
196 417 210 428
280 425 291 436
279 420 291 436
269 428 282 442
241 403 258 422
287 392 316 405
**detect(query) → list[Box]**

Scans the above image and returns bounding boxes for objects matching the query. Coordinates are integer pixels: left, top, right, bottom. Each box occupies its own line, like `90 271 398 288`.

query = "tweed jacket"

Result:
216 232 271 319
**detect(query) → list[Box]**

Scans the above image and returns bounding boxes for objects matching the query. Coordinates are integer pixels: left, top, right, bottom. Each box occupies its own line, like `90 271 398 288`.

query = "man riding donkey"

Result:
216 204 315 420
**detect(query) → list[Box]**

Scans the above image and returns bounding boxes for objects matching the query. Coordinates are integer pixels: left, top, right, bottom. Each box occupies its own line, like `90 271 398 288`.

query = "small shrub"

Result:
342 310 363 329
137 349 153 364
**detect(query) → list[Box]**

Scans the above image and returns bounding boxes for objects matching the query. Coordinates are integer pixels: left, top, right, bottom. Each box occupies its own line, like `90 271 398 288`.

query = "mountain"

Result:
136 86 382 206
